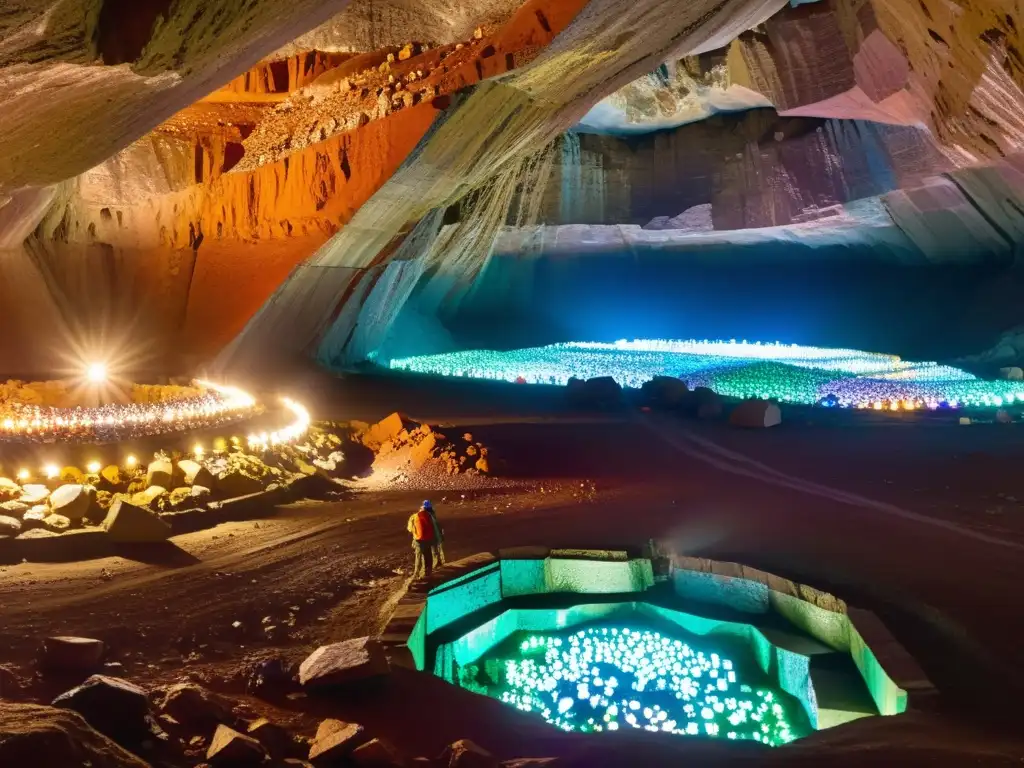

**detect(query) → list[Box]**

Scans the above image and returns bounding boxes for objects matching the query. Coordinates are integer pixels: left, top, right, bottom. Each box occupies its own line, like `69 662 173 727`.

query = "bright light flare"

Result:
85 362 108 384
86 461 101 474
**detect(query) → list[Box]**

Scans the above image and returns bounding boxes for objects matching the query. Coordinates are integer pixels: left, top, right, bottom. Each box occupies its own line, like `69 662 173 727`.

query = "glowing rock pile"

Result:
390 339 1024 409
480 626 803 745
0 380 257 444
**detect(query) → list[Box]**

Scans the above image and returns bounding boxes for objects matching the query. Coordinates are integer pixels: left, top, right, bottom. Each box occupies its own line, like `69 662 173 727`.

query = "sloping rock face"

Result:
5 0 1024 376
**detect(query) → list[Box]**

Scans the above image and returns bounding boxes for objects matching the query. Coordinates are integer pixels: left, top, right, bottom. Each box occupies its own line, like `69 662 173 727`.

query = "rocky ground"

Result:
2 373 1024 765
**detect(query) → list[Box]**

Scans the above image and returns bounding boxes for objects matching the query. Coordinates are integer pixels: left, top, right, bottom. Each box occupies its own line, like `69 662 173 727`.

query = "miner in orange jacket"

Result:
407 504 437 579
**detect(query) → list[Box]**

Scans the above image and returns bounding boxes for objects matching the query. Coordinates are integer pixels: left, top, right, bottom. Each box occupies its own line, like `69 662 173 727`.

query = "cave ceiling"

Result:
2 0 1024 375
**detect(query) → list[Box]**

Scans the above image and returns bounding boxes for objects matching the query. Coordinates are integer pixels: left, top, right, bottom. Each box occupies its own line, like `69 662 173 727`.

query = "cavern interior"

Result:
3 0 1024 766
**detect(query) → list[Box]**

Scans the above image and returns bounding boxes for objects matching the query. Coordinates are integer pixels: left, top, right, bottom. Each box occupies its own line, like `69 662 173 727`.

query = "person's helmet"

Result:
422 500 433 510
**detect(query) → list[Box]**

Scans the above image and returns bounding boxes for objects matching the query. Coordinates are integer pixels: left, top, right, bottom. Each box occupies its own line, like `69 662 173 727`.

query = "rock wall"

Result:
541 110 948 229
220 0 791 374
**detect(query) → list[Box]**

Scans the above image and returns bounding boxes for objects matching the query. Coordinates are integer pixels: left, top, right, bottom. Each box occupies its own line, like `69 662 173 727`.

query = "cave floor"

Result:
2 372 1024 763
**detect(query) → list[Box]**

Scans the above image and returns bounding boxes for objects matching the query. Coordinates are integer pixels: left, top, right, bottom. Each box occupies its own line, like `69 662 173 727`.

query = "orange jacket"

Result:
411 510 435 542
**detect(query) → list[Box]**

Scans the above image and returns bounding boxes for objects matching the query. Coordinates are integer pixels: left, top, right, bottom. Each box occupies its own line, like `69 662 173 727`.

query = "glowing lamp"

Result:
86 461 101 474
86 362 108 384
16 468 30 481
193 443 204 457
125 455 137 468
44 464 59 479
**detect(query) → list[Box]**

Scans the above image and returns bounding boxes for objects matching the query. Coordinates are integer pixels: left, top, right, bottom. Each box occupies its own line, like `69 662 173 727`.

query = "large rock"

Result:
129 485 167 508
146 458 174 489
729 398 782 428
49 484 95 520
0 703 149 768
640 376 689 409
44 513 72 533
99 465 125 490
102 499 172 543
360 412 418 450
51 675 151 744
308 719 365 762
439 740 498 768
693 387 723 420
154 683 238 733
177 459 215 488
246 717 296 760
206 724 268 766
41 637 105 673
298 637 390 689
566 376 623 409
0 478 21 501
352 737 404 766
217 470 264 498
0 500 28 516
0 515 22 535
1000 366 1023 380
19 484 50 504
21 506 49 529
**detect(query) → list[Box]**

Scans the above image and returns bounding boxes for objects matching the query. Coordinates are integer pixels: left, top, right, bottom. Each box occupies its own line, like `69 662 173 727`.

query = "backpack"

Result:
413 510 435 542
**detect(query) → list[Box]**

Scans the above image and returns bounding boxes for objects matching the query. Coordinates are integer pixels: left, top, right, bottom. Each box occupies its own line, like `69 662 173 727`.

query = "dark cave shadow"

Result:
111 541 201 567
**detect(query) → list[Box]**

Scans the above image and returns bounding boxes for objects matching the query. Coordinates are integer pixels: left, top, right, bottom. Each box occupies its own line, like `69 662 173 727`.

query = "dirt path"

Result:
2 398 1024 748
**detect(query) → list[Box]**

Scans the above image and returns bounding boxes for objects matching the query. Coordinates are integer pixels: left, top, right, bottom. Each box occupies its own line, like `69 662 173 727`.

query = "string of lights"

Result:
0 380 256 444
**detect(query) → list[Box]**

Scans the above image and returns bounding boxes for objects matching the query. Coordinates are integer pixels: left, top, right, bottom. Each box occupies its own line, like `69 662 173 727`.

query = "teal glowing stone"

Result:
457 626 808 746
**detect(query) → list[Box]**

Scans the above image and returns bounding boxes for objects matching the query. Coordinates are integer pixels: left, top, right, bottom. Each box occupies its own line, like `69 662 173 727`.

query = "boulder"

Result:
206 724 268 766
60 466 84 484
0 500 28 516
155 683 238 733
19 484 50 504
168 486 194 507
1000 366 1023 380
49 484 94 520
566 376 623 409
21 506 49 529
146 459 174 489
729 399 782 428
178 459 215 488
0 515 21 536
298 637 390 689
693 387 723 420
0 702 150 768
41 637 105 674
129 485 167 508
192 485 212 501
439 740 498 768
51 675 151 744
246 718 296 759
0 478 20 501
640 376 690 409
102 500 172 543
361 412 418 450
44 514 72 533
217 470 263 498
308 719 365 762
99 466 125 489
352 737 404 767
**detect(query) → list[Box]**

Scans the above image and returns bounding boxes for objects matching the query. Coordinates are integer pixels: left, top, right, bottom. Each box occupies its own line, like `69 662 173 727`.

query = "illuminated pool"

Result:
456 624 810 745
385 548 929 749
389 339 1024 409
